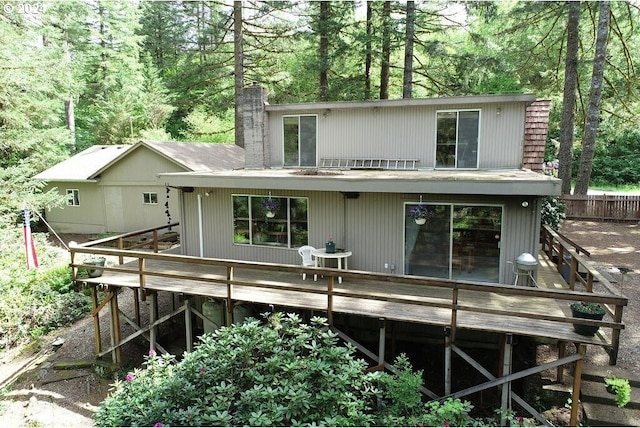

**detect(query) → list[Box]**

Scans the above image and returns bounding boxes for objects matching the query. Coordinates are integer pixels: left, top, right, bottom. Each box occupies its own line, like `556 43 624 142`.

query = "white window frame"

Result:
143 192 158 205
282 114 318 167
232 194 309 248
434 109 481 169
66 189 80 206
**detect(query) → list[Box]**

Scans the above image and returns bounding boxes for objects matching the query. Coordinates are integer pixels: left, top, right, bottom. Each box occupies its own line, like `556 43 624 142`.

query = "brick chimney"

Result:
241 83 270 169
522 99 551 172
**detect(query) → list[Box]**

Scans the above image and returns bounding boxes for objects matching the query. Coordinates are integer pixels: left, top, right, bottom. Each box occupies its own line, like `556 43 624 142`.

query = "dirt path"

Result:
0 221 637 426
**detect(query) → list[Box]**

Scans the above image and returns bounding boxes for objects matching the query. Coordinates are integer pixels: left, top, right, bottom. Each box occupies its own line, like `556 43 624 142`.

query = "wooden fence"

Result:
561 194 640 222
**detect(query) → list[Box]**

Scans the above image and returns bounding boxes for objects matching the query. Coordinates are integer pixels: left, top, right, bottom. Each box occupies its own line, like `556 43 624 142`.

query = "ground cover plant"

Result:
0 226 91 350
95 312 532 427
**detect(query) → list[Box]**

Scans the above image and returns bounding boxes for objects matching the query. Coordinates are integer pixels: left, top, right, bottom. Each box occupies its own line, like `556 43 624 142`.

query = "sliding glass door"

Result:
405 204 502 283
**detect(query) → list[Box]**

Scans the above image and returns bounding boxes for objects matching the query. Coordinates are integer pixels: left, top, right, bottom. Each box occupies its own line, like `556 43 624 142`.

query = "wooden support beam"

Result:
444 327 452 396
109 290 122 364
149 292 158 351
378 318 386 367
91 286 102 355
327 276 334 326
451 344 552 426
185 297 193 353
226 266 233 326
557 342 566 383
133 288 141 326
500 334 513 426
570 344 586 427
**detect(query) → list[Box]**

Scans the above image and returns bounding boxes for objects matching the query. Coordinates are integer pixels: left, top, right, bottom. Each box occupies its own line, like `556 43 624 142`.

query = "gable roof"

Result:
33 141 245 182
140 140 244 172
33 144 133 182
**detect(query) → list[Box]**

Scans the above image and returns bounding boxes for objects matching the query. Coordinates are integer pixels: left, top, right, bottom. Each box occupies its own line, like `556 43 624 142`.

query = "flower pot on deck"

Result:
85 257 106 278
325 242 336 253
570 302 605 336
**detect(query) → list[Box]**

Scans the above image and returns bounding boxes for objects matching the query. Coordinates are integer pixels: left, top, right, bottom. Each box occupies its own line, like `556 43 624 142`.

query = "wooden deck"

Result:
70 225 628 426
73 245 626 350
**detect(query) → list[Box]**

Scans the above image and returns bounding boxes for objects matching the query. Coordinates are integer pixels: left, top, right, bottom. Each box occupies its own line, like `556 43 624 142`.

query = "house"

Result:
160 85 560 285
34 140 244 234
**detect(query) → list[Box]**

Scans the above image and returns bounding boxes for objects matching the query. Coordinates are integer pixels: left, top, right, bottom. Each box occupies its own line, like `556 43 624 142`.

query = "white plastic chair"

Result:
298 245 316 280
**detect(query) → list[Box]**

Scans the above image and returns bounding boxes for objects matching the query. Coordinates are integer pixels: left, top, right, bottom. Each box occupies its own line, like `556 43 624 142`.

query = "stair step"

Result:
580 378 640 409
582 401 640 427
582 363 640 388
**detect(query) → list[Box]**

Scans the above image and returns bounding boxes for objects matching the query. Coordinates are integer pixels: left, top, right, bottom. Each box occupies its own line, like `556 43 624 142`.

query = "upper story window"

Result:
66 189 80 206
232 195 308 248
143 192 158 205
435 110 480 169
283 115 317 167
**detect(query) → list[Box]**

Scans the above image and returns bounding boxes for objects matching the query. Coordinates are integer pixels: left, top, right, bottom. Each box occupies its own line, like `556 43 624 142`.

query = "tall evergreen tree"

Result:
574 1 611 195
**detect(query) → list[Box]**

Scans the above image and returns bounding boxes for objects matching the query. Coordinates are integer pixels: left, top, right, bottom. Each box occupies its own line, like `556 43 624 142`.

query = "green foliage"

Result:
570 302 606 316
95 313 484 427
605 376 631 408
0 228 90 349
540 196 566 230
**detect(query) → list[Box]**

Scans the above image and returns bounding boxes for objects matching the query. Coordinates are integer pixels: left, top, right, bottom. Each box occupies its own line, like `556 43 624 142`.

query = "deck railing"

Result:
76 222 179 264
541 224 626 363
71 225 628 364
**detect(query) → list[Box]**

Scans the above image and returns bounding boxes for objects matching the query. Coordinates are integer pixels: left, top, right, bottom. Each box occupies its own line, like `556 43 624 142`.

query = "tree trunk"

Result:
364 0 373 100
318 0 330 101
379 1 391 99
402 1 415 99
574 1 610 195
233 1 244 148
558 1 580 195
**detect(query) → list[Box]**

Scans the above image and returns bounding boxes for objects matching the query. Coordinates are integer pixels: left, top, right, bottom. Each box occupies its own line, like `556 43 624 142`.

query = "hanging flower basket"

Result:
407 204 435 225
261 198 280 218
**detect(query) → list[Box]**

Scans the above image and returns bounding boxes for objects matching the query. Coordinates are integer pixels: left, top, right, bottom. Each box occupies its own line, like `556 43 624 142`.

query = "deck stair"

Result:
320 158 419 170
579 363 640 426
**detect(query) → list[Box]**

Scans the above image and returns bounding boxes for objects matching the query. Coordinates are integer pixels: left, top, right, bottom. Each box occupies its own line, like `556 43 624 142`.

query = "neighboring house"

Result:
34 140 244 234
160 84 560 285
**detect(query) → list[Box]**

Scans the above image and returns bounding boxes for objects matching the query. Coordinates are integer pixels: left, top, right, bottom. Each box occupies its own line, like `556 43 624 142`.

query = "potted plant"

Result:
84 256 106 278
569 301 605 336
605 375 631 408
261 198 280 218
407 204 435 225
325 236 336 253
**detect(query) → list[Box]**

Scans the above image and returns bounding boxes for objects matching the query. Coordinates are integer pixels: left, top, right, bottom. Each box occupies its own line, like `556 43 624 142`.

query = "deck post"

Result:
149 291 158 351
327 276 334 326
444 327 452 396
226 266 234 326
118 237 124 264
556 342 566 383
184 297 193 353
139 258 147 301
610 304 623 365
500 334 513 426
91 285 102 355
378 318 386 367
109 289 122 364
570 344 586 426
133 288 141 326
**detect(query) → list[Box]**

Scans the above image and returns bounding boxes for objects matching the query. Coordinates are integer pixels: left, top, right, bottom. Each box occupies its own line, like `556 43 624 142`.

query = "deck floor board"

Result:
77 254 613 347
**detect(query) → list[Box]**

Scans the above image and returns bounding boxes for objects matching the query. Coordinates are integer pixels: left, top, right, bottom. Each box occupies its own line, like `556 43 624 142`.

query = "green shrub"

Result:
605 376 631 408
95 313 482 427
541 196 566 230
0 228 90 349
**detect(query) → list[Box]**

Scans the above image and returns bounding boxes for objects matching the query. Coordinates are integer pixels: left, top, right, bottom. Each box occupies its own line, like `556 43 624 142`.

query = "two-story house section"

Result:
161 84 560 286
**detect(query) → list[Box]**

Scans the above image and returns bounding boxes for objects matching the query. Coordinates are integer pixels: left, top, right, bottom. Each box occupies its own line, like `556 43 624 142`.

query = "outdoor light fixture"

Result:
521 201 529 207
496 107 502 115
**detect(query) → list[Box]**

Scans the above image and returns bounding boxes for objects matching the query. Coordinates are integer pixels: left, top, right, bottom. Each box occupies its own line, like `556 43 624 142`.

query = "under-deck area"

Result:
71 225 627 426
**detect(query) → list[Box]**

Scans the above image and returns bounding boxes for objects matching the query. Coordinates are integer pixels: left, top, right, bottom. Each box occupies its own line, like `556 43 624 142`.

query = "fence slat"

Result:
561 195 640 222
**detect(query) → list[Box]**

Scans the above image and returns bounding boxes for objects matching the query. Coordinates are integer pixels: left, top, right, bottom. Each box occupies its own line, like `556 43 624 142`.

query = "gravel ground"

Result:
0 221 637 426
558 220 640 374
